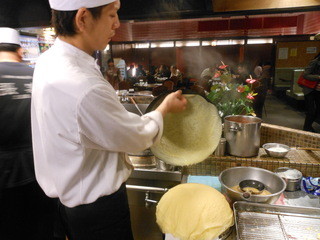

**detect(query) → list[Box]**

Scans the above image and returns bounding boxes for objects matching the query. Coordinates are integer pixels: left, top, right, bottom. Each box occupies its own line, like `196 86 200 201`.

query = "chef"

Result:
31 0 187 239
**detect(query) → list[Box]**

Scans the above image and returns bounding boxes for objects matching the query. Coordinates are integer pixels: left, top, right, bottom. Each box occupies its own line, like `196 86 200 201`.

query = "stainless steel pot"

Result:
224 115 262 157
219 167 286 204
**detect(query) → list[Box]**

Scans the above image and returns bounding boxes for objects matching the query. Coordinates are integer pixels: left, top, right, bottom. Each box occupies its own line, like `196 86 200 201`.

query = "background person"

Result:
233 63 250 85
0 27 55 240
199 64 218 91
301 52 320 132
170 65 183 85
252 61 272 118
105 58 122 90
31 1 187 240
156 64 171 78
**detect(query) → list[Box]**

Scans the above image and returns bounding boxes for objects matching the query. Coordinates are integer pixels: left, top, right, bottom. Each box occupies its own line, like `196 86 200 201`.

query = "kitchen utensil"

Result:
219 166 286 203
224 115 262 157
234 201 320 240
146 90 222 166
239 179 265 199
129 97 144 116
296 147 320 151
275 167 302 191
156 158 175 171
263 143 290 158
213 138 226 157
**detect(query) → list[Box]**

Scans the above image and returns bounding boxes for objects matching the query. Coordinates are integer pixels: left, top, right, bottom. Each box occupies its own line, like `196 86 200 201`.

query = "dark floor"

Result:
262 93 320 133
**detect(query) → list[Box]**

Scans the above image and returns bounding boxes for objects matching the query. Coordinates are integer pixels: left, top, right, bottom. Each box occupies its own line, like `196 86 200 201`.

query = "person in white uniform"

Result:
31 0 187 239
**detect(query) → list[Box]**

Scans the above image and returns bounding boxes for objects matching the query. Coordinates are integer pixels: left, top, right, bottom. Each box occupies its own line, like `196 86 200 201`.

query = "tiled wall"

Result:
185 123 320 177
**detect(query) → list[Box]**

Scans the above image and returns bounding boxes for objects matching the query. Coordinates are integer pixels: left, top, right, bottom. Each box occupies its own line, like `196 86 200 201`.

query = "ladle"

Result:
239 179 265 199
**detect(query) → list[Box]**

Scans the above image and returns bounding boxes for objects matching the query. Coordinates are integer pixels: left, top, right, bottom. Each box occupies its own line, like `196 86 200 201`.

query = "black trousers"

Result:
57 183 134 240
0 181 56 240
303 90 320 131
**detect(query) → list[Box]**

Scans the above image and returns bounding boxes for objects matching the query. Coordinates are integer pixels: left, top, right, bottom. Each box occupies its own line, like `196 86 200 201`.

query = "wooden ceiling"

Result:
112 11 320 42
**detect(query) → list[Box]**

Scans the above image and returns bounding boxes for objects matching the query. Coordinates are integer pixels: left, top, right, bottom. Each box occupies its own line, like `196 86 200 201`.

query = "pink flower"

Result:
237 85 245 93
219 64 228 69
246 79 257 84
214 71 221 78
246 93 254 100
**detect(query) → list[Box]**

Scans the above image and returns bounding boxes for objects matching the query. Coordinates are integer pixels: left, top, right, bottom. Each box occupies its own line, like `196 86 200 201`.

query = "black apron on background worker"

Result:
0 27 55 240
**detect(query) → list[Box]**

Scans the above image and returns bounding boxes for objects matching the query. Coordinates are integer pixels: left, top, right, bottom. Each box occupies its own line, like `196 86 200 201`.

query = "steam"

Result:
183 48 239 78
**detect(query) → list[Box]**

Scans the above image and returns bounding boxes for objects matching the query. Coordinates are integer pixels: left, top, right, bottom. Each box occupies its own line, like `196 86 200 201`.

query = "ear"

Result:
17 47 24 60
74 8 90 33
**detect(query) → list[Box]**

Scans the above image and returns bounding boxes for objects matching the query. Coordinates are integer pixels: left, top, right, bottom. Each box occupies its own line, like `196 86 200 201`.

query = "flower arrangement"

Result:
213 61 233 84
206 63 258 119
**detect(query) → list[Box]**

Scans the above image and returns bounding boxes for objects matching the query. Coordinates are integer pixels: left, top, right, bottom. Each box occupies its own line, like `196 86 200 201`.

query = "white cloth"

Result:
49 0 116 11
31 38 163 207
0 27 20 45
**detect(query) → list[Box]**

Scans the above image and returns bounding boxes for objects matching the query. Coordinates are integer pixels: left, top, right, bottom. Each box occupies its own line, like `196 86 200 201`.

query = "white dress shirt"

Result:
31 38 163 207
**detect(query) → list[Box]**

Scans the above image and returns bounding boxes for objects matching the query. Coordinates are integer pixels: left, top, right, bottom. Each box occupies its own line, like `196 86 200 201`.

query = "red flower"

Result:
237 85 245 93
214 71 221 78
246 79 257 84
246 93 254 100
219 64 228 69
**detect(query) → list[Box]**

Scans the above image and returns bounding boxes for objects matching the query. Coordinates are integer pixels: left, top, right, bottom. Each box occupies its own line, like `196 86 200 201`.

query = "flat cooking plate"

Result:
234 201 320 240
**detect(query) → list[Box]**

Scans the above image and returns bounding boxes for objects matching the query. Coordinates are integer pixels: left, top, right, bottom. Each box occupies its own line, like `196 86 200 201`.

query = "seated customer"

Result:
156 64 171 78
170 65 182 85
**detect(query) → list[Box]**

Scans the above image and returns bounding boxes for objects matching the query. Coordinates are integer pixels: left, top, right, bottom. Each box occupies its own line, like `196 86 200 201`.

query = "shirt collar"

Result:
54 38 97 69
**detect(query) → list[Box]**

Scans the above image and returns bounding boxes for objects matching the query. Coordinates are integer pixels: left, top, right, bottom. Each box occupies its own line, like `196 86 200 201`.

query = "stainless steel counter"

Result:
126 167 182 240
127 167 320 240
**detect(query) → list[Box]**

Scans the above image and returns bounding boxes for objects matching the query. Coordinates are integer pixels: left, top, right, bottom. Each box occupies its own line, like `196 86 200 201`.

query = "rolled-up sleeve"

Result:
76 84 163 153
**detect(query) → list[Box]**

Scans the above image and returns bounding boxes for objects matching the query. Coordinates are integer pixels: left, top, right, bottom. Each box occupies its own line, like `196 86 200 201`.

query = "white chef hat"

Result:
0 27 20 45
49 0 117 11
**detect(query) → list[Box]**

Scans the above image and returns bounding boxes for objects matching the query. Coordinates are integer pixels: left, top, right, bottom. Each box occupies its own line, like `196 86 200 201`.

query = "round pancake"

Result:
151 94 222 166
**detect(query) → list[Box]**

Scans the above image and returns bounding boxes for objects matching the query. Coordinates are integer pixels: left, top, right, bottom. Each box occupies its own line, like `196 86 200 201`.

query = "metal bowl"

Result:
219 167 286 204
275 167 302 192
263 143 290 158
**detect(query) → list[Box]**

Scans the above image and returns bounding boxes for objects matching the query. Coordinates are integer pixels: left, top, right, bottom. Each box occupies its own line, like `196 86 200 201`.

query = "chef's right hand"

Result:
156 90 187 117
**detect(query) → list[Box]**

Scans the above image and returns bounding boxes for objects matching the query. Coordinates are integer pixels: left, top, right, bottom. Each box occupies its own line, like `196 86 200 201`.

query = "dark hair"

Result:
0 43 20 52
52 6 104 36
107 58 114 64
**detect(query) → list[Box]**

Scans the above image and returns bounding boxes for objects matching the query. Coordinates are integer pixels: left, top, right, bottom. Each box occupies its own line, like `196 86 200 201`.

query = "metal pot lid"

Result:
149 93 222 166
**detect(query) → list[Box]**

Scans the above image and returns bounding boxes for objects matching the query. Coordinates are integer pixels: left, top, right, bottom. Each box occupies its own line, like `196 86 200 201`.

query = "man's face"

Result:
85 0 120 52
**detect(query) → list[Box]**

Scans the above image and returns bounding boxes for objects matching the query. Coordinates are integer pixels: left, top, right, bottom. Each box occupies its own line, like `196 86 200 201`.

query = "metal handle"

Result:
229 124 242 132
126 184 168 193
129 97 144 116
241 191 251 200
145 192 158 208
126 185 168 208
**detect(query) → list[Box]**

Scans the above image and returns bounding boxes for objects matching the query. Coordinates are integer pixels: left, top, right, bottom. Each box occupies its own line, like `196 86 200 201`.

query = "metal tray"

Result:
234 201 320 240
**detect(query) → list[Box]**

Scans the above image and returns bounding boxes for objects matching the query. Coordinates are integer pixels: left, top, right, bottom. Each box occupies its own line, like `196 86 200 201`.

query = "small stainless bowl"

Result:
263 143 290 158
275 167 302 192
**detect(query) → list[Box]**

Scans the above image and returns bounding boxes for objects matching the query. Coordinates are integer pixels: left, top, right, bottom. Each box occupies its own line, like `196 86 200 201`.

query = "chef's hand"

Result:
156 90 187 117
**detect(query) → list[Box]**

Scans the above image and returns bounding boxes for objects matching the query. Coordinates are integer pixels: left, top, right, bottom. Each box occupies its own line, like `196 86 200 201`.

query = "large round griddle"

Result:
147 91 222 166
